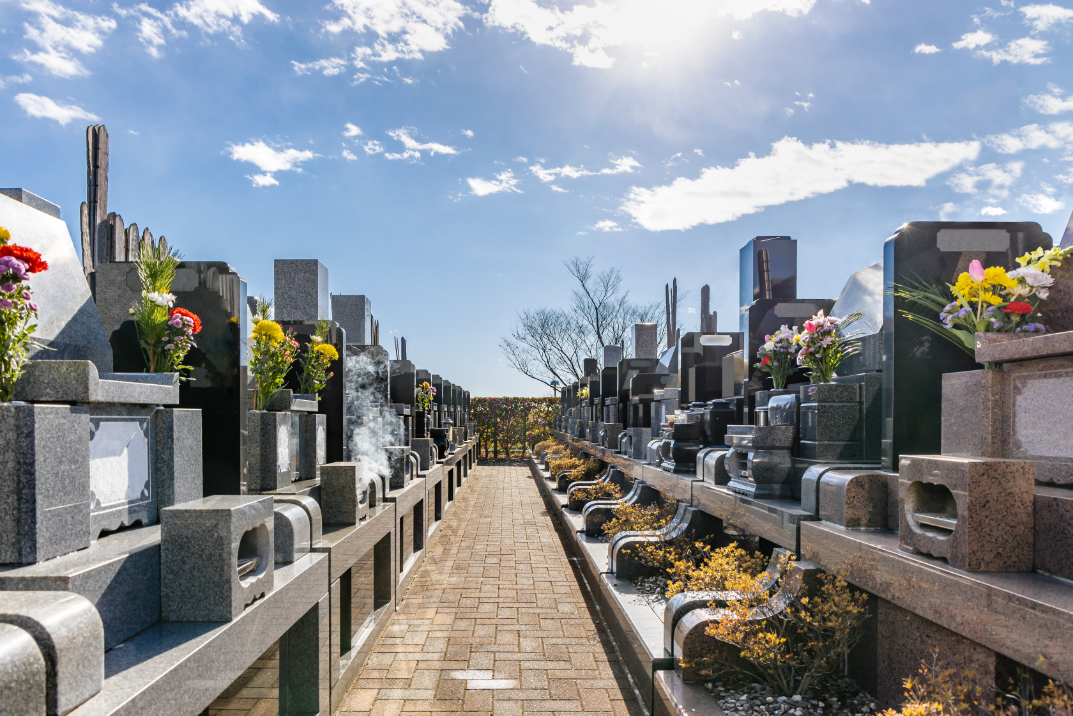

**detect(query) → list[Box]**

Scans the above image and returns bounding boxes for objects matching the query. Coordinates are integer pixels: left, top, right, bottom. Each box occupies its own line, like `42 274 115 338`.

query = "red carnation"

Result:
761 355 772 367
170 307 202 334
0 245 48 273
1002 302 1034 315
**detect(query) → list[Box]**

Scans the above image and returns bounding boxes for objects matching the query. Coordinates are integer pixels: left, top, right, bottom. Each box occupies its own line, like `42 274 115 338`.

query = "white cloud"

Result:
947 162 1023 198
794 101 810 111
383 128 458 161
14 92 99 125
117 0 277 57
530 154 640 182
325 0 467 67
343 122 363 137
342 149 357 160
593 219 624 232
362 140 384 154
731 30 742 40
483 0 814 70
1020 4 1073 32
785 108 794 116
113 4 181 59
622 136 981 231
952 30 994 49
913 43 941 54
514 156 528 162
985 122 1073 153
1026 86 1073 115
467 170 521 196
550 185 568 192
976 37 1050 64
1020 192 1066 213
980 206 1008 215
461 129 474 137
937 202 962 220
293 57 348 75
694 149 704 156
227 140 316 186
171 0 278 37
0 74 33 88
16 0 117 78
1058 169 1073 184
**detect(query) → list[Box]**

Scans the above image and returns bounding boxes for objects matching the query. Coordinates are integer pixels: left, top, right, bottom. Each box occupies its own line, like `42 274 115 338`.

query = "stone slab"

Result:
319 462 371 526
14 360 179 405
1035 486 1073 581
0 591 104 716
0 188 60 218
247 410 293 493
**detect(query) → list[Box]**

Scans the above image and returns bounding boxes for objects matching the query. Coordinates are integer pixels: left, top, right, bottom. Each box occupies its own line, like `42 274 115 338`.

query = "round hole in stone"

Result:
237 524 269 584
905 481 958 538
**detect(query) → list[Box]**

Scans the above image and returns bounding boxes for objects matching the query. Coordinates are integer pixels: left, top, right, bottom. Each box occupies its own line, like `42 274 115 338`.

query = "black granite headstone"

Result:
678 331 743 403
882 221 1052 470
282 321 347 463
171 262 248 495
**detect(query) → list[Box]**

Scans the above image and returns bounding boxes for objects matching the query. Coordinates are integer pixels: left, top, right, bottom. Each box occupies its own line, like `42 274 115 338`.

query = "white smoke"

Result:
344 349 405 480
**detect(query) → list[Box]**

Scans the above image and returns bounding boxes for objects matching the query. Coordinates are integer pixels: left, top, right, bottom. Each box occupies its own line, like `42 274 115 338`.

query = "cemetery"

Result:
2 123 1073 716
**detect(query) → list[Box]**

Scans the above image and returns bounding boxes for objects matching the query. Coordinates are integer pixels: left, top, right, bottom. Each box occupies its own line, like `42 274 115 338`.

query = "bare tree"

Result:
501 256 672 390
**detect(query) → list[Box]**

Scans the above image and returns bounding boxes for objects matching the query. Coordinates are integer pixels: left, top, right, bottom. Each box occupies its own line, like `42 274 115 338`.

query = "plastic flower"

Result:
252 319 285 342
169 307 202 334
0 245 47 274
314 343 339 360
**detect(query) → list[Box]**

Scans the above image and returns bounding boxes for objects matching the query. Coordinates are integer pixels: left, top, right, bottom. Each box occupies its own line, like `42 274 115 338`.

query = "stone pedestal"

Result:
320 463 371 525
726 425 794 499
411 438 435 471
248 411 294 492
898 454 1033 572
0 403 91 564
160 495 274 621
799 382 861 461
298 413 327 481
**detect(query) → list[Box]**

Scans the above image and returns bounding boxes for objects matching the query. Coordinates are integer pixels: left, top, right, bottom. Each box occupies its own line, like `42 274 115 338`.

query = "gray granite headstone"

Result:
274 259 329 322
0 193 113 371
331 295 373 345
0 591 104 715
633 323 657 359
0 188 60 219
603 344 623 369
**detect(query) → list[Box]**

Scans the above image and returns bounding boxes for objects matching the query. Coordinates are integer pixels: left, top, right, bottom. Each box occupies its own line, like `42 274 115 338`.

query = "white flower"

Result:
146 291 176 307
1008 267 1054 299
763 341 775 352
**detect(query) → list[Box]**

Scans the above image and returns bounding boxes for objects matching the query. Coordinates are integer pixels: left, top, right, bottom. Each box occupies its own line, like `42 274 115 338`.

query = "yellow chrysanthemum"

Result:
252 320 284 342
314 343 339 360
0 226 10 243
954 265 1015 301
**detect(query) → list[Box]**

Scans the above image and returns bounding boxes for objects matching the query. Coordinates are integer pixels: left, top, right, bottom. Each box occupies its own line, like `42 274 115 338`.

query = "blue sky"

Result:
2 0 1073 396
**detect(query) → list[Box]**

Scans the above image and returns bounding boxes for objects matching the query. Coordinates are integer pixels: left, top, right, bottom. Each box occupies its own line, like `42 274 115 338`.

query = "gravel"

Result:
705 677 876 716
633 576 669 596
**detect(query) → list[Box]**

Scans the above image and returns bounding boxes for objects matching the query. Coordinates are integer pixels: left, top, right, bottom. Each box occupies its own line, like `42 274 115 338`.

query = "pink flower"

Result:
969 260 986 283
804 321 816 333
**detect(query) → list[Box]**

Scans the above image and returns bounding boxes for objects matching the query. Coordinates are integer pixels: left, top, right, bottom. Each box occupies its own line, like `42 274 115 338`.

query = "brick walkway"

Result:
338 460 643 716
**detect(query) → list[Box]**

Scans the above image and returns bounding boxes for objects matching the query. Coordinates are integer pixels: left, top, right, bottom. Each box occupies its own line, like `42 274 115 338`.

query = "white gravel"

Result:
707 677 876 716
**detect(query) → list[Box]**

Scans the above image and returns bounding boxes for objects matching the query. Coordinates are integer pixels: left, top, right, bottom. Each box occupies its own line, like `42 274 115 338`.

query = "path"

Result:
338 460 644 716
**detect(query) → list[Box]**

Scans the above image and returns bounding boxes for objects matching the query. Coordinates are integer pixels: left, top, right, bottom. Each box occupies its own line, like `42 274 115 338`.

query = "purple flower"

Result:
1 283 14 293
28 302 38 313
0 299 12 309
0 256 29 281
165 344 175 350
21 291 31 301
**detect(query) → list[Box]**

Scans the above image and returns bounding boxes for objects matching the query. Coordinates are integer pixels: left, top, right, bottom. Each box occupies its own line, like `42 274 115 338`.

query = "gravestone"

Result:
634 323 658 359
617 358 658 428
0 192 113 370
331 295 373 346
274 259 329 322
678 331 742 404
172 261 249 495
881 222 1052 470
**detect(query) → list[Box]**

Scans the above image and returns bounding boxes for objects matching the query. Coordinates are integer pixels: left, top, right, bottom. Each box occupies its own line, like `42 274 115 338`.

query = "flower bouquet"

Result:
0 226 48 402
415 381 435 412
578 386 589 401
130 242 202 374
795 310 864 384
250 298 299 410
890 248 1072 362
297 320 337 398
755 325 800 389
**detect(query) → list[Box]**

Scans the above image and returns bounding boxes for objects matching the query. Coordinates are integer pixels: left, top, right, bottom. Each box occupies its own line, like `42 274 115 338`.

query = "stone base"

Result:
899 454 1034 572
248 411 294 492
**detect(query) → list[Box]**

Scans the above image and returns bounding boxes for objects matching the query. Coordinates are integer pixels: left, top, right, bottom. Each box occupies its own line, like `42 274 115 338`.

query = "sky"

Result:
2 0 1073 397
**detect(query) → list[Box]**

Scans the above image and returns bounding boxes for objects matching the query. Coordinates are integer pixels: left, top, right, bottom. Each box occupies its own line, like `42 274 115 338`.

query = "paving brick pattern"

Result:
339 460 643 716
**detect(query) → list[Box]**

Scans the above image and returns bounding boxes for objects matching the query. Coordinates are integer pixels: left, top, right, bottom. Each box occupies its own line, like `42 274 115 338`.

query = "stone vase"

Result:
940 368 1002 458
799 382 861 461
414 410 428 438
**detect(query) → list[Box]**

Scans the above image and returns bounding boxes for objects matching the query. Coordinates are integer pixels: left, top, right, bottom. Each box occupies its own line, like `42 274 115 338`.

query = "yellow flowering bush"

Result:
571 481 624 502
665 542 768 598
602 500 679 539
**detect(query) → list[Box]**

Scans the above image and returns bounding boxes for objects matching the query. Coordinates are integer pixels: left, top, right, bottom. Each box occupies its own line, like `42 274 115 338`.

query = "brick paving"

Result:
338 460 644 716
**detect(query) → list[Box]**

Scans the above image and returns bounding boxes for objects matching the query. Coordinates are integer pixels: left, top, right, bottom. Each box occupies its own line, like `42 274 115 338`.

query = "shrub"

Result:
548 456 584 476
880 651 1073 716
533 439 561 457
572 481 624 502
665 542 768 598
602 500 679 539
696 552 870 696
